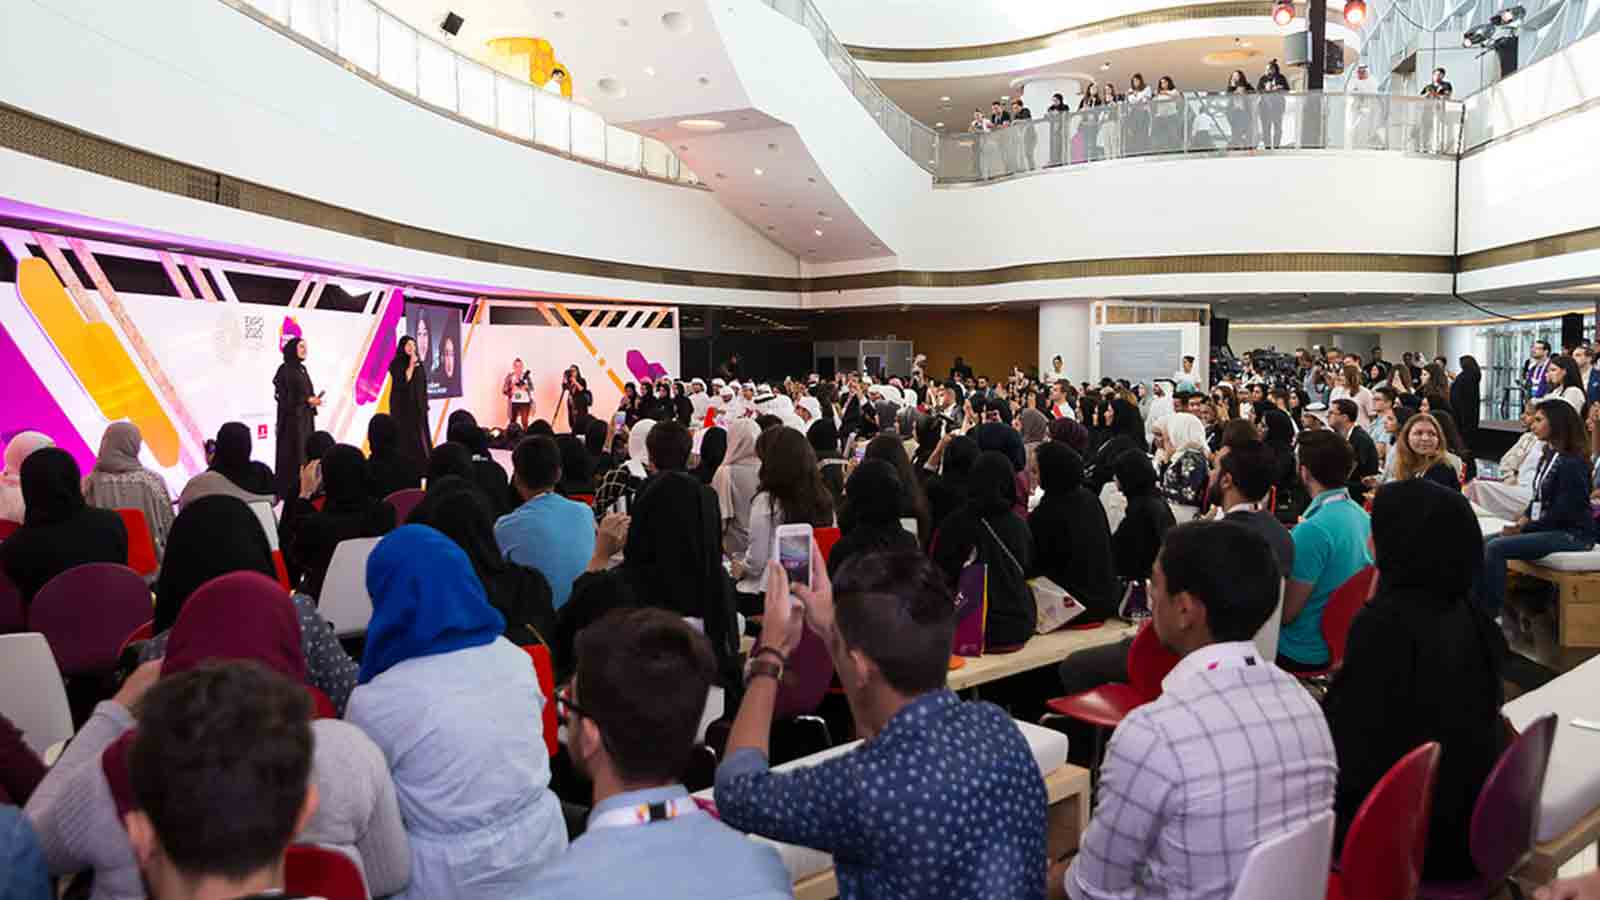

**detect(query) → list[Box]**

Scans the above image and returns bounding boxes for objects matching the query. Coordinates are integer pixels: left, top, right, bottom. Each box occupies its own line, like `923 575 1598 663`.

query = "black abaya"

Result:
273 338 316 502
389 354 431 474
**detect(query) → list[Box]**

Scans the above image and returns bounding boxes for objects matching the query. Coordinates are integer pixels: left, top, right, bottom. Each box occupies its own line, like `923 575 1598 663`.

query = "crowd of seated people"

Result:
5 343 1600 900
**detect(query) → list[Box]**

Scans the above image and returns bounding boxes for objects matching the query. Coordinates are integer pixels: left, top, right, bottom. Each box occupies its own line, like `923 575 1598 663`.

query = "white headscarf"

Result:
797 396 822 422
625 419 656 479
712 419 763 515
1166 412 1209 454
0 431 54 523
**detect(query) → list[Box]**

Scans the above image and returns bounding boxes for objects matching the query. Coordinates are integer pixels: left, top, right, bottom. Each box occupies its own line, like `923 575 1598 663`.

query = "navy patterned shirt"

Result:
715 689 1047 900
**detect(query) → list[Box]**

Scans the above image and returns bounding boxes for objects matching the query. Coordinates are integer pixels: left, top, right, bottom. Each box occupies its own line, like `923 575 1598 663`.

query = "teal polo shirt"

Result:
1283 488 1372 665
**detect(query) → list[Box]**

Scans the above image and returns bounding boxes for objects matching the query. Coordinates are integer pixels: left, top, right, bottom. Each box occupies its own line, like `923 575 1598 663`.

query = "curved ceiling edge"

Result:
846 1 1325 63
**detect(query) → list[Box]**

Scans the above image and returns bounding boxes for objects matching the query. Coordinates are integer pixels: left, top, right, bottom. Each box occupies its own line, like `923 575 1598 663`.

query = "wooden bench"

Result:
1506 560 1600 671
791 763 1092 900
1515 803 1600 892
948 623 1138 693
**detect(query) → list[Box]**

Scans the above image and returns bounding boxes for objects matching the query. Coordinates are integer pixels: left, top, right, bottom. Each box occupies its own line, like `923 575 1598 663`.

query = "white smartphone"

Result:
774 523 814 589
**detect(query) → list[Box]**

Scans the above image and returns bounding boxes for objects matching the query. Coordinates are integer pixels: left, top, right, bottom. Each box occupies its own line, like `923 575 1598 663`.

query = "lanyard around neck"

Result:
588 796 703 832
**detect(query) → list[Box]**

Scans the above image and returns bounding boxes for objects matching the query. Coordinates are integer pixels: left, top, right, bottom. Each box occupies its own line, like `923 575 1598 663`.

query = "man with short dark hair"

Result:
1215 441 1293 577
717 551 1047 898
1369 386 1398 455
1329 398 1380 502
1525 340 1553 399
126 662 318 900
532 609 790 900
645 420 693 472
1057 522 1336 900
1281 431 1372 672
496 435 598 609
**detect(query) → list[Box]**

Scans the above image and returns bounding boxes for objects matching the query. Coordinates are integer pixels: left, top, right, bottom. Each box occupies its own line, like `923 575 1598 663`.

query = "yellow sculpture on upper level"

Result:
486 37 572 98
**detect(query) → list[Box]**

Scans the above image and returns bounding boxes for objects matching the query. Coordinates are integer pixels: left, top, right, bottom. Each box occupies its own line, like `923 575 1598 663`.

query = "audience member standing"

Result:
0 448 127 608
1258 60 1290 149
1451 355 1483 439
81 422 174 561
717 551 1047 899
179 422 275 508
713 419 764 556
348 525 566 900
532 609 791 900
1324 480 1504 881
1281 432 1372 672
1058 521 1336 900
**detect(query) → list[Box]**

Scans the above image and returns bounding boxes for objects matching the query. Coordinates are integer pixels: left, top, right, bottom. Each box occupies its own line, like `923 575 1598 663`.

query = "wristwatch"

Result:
745 658 783 685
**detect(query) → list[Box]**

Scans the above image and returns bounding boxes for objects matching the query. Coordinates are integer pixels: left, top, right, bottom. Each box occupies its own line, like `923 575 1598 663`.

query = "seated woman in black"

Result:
1028 442 1119 622
366 413 420 499
1111 449 1176 583
408 476 557 649
1086 398 1147 495
806 420 846 510
830 460 919 577
553 434 595 501
0 448 127 607
447 418 511 517
924 434 980 540
1325 479 1505 881
931 450 1034 649
852 434 932 547
280 444 396 598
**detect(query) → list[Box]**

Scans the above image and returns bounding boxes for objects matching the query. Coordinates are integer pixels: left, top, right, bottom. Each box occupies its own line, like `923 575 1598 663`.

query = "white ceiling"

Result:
1213 292 1599 325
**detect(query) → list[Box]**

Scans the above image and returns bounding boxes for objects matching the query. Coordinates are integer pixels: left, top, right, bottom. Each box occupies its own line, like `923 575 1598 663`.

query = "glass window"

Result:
496 75 534 140
570 104 605 161
337 0 379 73
377 13 417 94
252 0 290 25
417 37 458 110
534 90 570 152
288 0 336 46
458 59 495 126
605 126 642 171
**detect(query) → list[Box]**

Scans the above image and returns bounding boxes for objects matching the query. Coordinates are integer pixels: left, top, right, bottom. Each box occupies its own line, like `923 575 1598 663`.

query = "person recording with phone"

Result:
729 428 835 603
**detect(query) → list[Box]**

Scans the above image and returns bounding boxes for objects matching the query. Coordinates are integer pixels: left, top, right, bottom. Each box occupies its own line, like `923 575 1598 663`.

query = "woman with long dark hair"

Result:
1479 398 1596 616
388 335 431 472
1546 355 1586 412
731 427 834 595
808 419 847 509
1086 397 1146 494
692 426 728 486
930 451 1034 648
273 336 320 501
852 434 932 546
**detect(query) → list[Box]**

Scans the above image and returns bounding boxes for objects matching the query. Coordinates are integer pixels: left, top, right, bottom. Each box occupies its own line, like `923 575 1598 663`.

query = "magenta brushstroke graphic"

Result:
355 289 403 405
625 350 669 384
0 313 97 474
278 316 303 350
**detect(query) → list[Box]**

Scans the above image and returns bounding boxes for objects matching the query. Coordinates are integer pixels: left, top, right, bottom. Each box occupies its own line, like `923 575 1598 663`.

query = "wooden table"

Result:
1507 559 1600 671
1516 804 1600 891
791 763 1092 900
948 622 1138 692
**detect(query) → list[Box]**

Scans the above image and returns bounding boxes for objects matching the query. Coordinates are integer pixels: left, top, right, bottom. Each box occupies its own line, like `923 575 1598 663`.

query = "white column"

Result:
1039 299 1093 385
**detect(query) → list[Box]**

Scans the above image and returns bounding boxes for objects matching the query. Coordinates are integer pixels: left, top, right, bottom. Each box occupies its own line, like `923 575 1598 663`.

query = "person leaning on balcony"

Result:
1258 59 1290 149
1225 69 1255 148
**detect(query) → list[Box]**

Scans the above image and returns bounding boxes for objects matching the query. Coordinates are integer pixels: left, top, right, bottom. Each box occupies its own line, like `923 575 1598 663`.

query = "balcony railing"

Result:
937 92 1465 183
225 0 699 186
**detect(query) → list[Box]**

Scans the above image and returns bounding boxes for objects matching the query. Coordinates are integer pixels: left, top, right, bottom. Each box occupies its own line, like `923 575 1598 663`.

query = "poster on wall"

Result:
405 300 465 399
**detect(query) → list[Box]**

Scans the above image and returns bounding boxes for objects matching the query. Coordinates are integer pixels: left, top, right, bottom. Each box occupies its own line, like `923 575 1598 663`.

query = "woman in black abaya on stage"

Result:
389 336 431 472
273 337 320 501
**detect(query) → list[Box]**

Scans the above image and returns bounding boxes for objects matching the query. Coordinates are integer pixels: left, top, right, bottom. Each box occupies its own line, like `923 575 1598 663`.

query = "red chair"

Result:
30 563 153 677
284 845 367 900
567 493 596 509
814 526 841 564
0 570 22 634
1042 621 1180 770
118 620 154 660
1298 566 1378 679
1327 741 1443 900
271 551 293 592
0 519 20 541
1418 714 1559 899
522 644 558 758
307 685 339 720
115 509 160 578
384 488 426 522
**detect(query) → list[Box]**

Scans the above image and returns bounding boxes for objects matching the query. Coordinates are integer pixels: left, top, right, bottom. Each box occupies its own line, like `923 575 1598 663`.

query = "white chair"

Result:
899 517 919 537
0 632 74 756
319 537 382 637
1253 580 1285 663
248 499 280 551
1228 811 1335 900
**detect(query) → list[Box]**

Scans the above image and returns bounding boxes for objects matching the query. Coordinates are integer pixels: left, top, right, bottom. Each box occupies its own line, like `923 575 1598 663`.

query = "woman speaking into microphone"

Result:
389 335 431 472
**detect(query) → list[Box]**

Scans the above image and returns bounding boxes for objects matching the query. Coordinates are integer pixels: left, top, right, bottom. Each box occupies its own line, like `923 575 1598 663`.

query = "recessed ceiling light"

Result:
1100 61 1112 70
767 225 776 230
617 17 629 26
767 142 780 151
643 65 656 76
814 228 824 236
939 95 951 102
819 214 833 222
935 121 944 128
677 118 725 131
753 167 764 175
697 76 712 86
1000 94 1010 100
808 249 818 254
807 176 816 184
677 144 688 151
759 202 768 207
552 10 565 19
714 172 726 179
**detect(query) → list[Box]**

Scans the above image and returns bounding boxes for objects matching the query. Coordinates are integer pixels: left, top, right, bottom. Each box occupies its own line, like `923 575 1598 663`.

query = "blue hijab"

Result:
358 524 505 684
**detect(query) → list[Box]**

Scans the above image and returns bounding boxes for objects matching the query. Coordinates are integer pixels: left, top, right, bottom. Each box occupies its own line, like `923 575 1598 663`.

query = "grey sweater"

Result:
25 701 411 899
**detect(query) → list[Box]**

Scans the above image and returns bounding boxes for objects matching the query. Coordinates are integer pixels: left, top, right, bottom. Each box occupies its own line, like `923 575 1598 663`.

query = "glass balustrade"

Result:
226 0 700 186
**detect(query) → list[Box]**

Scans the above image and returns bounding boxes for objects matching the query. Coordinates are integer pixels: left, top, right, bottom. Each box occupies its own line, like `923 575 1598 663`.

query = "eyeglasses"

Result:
554 686 593 726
